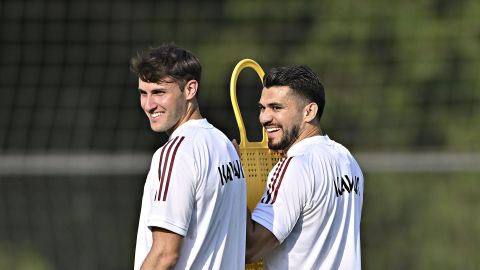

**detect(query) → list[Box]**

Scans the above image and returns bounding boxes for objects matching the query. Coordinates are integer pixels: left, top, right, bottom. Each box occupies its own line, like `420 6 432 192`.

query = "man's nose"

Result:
259 110 272 125
144 95 156 111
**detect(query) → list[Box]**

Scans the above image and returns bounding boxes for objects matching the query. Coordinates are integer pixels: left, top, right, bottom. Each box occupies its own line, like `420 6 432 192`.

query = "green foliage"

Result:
165 0 480 151
0 244 53 270
362 172 480 269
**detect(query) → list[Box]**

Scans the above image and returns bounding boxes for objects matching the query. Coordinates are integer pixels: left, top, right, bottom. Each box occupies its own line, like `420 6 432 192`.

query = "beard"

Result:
268 124 300 151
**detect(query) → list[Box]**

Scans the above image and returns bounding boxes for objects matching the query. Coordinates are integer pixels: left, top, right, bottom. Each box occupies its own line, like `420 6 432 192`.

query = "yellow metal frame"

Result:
230 59 268 148
230 59 282 210
230 59 282 270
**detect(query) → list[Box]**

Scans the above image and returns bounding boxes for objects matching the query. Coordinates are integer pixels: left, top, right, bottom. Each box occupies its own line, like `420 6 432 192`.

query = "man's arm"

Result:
246 209 279 263
140 227 183 270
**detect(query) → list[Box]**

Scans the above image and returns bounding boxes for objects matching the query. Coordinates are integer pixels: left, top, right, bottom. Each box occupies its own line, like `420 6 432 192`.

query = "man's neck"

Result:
166 103 203 136
283 124 322 154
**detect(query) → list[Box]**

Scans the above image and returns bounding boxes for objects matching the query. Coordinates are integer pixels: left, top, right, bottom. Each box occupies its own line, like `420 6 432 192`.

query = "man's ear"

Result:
184 80 199 100
304 102 318 122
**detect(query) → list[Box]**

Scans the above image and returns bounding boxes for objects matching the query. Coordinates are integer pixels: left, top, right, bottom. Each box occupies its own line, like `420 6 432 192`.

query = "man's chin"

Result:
268 140 282 151
268 138 295 152
150 124 166 133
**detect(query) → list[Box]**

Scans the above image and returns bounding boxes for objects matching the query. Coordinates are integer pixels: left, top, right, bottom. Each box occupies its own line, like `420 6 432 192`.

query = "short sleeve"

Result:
147 136 196 236
251 156 310 243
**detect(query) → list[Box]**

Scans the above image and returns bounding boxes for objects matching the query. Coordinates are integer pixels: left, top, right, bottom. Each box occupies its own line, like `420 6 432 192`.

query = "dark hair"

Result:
130 43 202 91
263 65 325 120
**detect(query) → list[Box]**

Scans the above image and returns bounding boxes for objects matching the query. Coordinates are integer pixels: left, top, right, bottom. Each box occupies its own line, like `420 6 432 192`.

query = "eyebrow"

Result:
138 87 167 93
258 101 283 108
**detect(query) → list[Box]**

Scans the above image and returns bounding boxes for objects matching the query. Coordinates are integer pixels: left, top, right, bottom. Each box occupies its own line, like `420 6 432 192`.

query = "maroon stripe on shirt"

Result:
271 157 293 204
162 136 185 201
263 157 287 204
157 137 179 201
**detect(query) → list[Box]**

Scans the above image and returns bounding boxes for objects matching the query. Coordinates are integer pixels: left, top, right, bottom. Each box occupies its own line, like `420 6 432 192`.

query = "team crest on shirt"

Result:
334 175 361 197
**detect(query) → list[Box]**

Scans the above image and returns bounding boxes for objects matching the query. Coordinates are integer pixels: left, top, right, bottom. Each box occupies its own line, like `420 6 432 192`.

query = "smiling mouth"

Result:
265 127 280 133
150 112 161 118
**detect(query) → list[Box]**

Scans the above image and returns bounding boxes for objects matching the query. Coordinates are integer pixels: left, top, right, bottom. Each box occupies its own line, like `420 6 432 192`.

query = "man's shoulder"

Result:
178 125 227 145
286 142 347 170
151 135 190 160
273 155 310 178
166 127 232 159
176 119 224 138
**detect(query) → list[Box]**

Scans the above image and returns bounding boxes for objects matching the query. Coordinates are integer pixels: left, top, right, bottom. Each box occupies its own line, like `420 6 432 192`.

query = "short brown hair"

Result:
130 43 201 91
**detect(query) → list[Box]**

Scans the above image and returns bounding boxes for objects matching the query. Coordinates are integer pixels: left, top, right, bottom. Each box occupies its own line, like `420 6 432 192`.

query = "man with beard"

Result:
245 65 364 269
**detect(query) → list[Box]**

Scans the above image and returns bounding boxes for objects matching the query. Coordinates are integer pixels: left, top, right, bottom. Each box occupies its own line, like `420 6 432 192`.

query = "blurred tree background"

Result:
0 0 479 269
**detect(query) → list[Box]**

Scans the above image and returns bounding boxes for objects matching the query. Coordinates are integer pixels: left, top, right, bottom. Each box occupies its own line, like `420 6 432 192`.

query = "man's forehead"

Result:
138 78 178 91
138 76 175 84
260 86 293 100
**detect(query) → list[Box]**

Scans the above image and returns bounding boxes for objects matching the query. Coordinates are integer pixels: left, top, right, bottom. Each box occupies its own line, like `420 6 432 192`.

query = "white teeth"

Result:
151 112 161 118
266 127 280 132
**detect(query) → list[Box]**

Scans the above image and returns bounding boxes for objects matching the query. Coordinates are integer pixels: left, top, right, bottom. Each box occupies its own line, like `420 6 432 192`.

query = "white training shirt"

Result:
252 135 363 270
134 119 247 270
